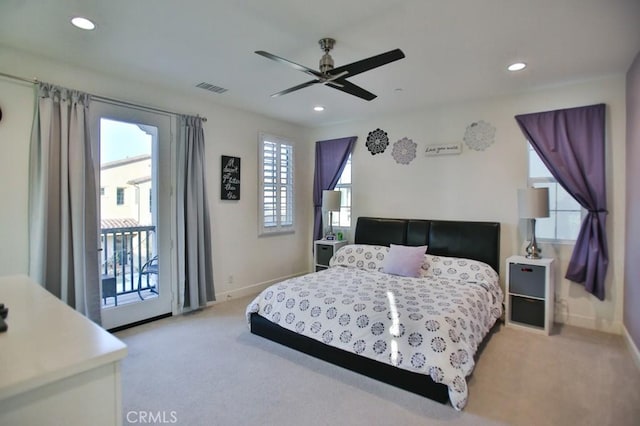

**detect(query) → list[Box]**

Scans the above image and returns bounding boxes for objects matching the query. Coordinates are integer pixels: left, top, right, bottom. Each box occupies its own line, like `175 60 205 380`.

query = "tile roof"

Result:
101 218 139 229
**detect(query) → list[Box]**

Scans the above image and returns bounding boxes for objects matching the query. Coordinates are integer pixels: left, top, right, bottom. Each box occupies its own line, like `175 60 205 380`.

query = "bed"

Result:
247 217 501 410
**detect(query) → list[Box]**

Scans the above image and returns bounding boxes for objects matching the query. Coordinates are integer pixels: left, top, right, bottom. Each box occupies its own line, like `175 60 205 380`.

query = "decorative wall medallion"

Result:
463 120 495 151
366 128 389 155
392 137 417 165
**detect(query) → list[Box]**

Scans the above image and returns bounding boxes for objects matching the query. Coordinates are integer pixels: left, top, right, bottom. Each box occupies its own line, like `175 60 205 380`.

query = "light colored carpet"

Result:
116 296 640 426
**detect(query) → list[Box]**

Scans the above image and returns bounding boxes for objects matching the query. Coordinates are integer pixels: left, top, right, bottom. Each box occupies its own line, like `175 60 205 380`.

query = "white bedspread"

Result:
246 249 502 410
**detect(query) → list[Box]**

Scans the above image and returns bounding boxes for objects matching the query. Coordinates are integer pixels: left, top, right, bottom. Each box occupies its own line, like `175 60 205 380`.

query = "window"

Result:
527 144 583 241
259 133 294 235
116 187 125 205
100 187 105 196
332 154 352 228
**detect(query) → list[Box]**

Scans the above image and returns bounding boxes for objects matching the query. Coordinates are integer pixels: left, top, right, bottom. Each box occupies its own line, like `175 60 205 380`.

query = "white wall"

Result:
0 78 32 274
0 46 314 301
310 75 626 334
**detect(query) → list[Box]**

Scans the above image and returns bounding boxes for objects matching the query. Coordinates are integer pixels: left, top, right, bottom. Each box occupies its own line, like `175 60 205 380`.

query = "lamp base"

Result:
525 243 542 259
324 211 335 240
524 218 542 259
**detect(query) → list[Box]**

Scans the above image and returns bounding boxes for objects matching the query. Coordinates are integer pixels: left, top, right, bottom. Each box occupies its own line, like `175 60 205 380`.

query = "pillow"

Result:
419 254 499 285
383 244 428 278
329 244 389 271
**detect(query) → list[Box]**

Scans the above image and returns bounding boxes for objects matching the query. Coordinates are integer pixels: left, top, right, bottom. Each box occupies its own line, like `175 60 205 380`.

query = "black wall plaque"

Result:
221 155 240 200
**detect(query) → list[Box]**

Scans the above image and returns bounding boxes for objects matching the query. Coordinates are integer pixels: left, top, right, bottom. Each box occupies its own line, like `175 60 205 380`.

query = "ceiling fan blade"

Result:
326 79 377 101
329 49 405 78
255 51 322 78
270 79 320 97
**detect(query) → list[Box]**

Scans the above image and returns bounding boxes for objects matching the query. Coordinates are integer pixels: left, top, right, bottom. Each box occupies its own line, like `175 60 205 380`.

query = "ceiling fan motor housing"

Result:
319 38 336 74
320 53 334 74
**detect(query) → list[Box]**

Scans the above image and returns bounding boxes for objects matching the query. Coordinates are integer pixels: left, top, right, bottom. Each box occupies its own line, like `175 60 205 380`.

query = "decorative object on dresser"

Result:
505 255 555 335
518 187 549 259
314 239 348 272
0 303 7 332
322 190 341 239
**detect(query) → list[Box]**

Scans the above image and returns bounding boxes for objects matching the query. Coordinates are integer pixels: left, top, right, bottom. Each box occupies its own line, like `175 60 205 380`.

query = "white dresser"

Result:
0 275 127 426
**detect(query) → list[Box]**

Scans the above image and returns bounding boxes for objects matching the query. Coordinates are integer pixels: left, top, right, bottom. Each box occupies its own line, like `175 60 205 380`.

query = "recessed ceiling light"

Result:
508 62 527 72
313 106 325 112
71 17 96 30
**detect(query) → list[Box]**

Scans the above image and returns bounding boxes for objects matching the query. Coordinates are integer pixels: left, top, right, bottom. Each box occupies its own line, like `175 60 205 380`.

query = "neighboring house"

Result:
99 155 155 277
101 154 153 226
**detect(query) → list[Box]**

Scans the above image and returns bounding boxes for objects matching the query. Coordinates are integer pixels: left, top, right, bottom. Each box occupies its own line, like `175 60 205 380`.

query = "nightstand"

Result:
505 255 555 335
314 240 348 271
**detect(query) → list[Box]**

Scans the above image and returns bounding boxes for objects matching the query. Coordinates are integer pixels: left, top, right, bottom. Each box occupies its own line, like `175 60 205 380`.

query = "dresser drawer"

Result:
509 263 545 298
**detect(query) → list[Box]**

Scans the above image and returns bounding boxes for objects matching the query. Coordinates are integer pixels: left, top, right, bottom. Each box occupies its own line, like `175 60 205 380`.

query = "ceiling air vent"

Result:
195 82 228 94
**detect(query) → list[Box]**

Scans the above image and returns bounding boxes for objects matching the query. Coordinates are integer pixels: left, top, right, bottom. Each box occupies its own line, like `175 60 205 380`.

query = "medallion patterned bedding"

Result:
246 244 503 410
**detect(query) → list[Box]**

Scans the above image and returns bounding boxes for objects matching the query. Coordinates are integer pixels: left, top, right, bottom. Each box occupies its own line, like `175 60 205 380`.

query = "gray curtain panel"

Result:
515 103 608 300
28 82 101 323
176 116 215 310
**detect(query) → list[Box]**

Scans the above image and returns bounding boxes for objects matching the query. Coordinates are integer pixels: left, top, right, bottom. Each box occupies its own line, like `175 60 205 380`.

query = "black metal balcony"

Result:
100 225 157 307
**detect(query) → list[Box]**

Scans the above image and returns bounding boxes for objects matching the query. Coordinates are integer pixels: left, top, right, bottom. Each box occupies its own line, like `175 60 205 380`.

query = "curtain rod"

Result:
0 70 207 122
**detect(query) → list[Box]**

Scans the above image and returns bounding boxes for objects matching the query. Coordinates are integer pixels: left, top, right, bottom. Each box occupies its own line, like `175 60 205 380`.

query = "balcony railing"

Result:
100 225 156 307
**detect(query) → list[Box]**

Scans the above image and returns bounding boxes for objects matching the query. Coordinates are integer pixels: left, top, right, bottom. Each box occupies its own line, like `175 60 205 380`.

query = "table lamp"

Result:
518 187 550 259
322 190 341 239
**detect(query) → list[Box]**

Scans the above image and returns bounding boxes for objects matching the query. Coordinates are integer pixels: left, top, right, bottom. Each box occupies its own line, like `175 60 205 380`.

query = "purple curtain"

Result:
313 136 357 241
515 104 608 300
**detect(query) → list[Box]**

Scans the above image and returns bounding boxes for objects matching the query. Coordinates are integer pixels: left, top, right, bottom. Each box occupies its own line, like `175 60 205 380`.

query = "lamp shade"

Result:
518 187 550 219
322 190 341 212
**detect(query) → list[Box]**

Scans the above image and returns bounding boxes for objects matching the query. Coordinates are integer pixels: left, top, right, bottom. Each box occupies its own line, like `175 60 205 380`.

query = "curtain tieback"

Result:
588 209 608 214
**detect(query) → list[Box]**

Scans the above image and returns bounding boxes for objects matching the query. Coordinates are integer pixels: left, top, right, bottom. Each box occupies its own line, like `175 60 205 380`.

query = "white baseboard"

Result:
623 325 640 372
554 309 622 334
210 271 309 305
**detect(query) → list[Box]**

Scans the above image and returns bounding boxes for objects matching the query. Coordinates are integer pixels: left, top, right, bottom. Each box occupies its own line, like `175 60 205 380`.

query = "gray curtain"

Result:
176 116 215 310
28 82 101 323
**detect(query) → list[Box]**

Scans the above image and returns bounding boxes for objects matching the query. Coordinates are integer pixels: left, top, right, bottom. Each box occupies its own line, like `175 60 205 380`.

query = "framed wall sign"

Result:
425 142 462 156
221 155 240 200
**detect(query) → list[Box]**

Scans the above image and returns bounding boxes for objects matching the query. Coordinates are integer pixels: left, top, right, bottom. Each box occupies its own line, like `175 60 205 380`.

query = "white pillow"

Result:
383 244 428 278
419 254 498 284
329 244 389 271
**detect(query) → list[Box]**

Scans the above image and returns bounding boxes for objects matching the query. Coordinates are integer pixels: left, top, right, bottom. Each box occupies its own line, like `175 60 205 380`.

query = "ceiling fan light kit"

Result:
256 38 405 101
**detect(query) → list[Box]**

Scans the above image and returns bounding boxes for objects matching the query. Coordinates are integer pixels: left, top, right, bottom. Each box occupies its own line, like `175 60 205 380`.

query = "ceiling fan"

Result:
255 38 405 101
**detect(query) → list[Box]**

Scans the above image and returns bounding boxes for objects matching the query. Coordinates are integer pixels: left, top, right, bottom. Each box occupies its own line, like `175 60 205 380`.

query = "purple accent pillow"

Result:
383 244 428 277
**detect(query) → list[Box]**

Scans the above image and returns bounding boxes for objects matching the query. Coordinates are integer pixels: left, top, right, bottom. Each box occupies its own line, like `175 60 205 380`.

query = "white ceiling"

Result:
1 0 639 128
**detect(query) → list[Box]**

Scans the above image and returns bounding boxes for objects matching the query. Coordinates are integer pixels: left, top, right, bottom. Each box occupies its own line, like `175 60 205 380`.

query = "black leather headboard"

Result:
354 217 501 273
